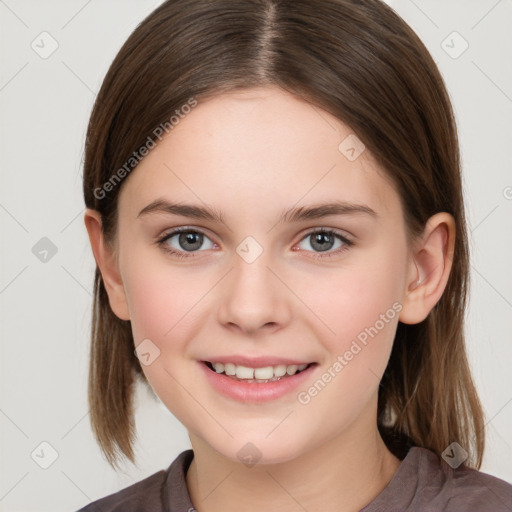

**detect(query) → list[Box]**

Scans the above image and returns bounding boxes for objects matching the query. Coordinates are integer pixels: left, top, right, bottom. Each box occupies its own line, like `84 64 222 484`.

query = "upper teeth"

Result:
212 362 308 379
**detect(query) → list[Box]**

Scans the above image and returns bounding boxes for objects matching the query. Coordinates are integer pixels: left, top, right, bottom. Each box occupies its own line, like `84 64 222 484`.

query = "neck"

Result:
185 410 401 512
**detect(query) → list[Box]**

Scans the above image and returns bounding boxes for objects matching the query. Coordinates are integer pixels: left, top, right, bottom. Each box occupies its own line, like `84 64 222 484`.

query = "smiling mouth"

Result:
203 361 315 383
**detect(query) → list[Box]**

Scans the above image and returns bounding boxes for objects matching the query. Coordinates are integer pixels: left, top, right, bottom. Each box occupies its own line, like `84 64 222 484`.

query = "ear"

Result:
84 209 131 321
399 212 456 324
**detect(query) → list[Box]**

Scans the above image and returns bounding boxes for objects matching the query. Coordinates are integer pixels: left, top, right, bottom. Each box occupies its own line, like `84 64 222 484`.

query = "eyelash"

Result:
156 227 354 260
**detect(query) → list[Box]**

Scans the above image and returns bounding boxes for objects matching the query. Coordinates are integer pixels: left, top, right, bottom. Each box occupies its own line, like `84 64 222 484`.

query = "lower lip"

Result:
199 361 318 403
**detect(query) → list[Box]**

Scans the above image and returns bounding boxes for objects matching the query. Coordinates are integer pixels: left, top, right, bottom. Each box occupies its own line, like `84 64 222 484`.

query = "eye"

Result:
295 229 353 259
157 227 216 258
157 227 353 260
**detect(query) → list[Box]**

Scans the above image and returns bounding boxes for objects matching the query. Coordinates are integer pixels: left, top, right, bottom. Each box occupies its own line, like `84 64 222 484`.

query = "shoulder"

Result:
404 447 512 511
415 448 512 512
75 450 194 512
75 470 168 512
363 446 512 512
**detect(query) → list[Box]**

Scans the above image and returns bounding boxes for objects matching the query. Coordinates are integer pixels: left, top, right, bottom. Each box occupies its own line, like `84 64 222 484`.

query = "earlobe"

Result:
399 213 455 324
84 209 131 321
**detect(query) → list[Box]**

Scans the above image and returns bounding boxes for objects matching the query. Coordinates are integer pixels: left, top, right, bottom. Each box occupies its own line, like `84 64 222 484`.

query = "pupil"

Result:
312 232 333 252
180 232 202 251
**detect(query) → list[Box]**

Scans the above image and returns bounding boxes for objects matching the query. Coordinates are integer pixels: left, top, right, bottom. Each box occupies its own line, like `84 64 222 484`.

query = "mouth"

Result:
202 360 315 383
199 358 319 403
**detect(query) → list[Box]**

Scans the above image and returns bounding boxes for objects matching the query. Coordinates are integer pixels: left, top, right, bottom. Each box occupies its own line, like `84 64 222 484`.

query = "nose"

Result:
216 248 291 335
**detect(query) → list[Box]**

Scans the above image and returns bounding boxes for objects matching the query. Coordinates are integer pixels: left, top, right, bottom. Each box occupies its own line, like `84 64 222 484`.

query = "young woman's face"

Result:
115 86 412 464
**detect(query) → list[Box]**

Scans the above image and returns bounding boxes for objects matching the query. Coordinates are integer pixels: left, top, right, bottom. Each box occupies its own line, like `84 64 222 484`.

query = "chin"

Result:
202 429 311 467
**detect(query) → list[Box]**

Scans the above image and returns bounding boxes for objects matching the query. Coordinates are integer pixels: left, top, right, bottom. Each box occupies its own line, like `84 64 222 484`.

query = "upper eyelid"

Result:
158 226 216 243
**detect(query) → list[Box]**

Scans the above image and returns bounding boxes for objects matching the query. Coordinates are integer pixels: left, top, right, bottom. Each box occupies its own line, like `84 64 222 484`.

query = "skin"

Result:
85 85 455 512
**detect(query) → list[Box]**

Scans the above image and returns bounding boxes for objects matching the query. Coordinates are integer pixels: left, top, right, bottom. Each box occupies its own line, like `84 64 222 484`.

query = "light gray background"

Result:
1 1 511 511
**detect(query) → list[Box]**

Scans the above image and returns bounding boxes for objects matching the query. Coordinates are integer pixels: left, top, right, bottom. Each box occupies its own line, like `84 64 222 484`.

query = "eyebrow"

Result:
137 199 377 224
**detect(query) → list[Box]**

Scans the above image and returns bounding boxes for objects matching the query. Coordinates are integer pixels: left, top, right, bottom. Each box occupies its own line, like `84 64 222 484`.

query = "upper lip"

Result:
202 355 314 367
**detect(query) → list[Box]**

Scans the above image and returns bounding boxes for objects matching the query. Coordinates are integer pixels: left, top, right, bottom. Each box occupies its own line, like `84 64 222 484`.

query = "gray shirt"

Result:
77 447 512 511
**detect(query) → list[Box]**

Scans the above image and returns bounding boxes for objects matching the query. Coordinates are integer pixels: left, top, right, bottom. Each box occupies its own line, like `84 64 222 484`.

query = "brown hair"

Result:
83 0 485 469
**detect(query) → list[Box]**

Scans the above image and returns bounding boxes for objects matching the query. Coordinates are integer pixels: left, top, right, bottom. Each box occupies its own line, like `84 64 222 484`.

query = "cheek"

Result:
124 273 173 344
309 246 405 347
306 244 406 399
122 249 210 345
122 259 211 409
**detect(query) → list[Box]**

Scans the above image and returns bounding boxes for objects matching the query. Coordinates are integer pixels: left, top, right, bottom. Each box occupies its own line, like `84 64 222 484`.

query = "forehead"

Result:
119 86 400 222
